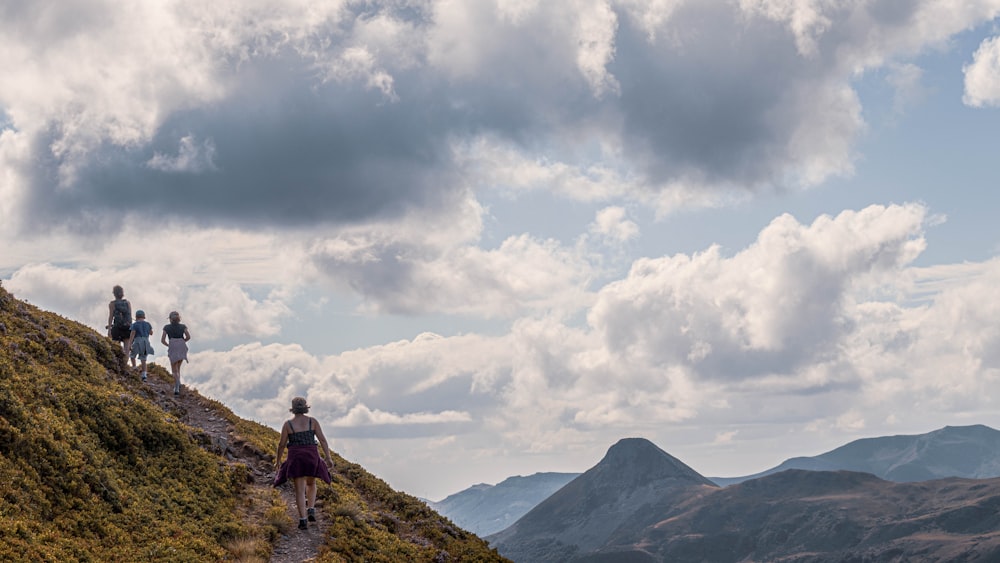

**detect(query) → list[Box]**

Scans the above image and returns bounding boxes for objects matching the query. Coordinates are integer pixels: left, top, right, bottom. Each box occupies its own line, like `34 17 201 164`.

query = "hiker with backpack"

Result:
106 285 132 363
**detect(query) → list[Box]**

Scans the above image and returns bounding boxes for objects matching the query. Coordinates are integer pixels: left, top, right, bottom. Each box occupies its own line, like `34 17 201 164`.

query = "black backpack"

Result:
112 300 131 329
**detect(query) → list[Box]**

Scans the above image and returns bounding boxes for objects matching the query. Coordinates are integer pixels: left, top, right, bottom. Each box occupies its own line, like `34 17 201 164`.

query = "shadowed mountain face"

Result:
487 435 1000 563
430 472 580 536
592 469 1000 562
487 438 718 562
711 424 1000 486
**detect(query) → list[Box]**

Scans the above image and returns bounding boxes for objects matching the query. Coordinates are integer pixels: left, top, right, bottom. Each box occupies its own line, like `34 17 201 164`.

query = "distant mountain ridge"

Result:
710 424 1000 486
591 469 1000 562
440 424 1000 545
429 472 580 536
487 434 1000 562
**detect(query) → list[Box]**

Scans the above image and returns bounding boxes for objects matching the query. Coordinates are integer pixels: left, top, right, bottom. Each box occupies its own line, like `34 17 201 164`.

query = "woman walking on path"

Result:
160 311 191 396
106 285 132 362
274 397 334 530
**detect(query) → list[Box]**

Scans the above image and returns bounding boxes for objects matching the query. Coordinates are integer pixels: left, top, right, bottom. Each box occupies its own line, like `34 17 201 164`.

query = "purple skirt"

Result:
274 445 331 486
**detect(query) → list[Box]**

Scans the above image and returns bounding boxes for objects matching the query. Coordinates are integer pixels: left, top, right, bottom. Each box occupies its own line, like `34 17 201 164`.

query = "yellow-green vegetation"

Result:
0 286 255 561
318 458 507 562
0 284 510 562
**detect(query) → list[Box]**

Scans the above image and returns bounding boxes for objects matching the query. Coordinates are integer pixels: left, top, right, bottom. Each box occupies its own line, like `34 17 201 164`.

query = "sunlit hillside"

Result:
0 283 507 562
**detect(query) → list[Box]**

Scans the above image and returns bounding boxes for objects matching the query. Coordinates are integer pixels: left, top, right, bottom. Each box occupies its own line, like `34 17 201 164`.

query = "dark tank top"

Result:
287 419 316 446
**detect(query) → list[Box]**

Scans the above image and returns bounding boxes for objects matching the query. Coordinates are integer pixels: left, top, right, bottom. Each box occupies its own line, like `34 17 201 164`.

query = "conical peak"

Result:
594 437 714 486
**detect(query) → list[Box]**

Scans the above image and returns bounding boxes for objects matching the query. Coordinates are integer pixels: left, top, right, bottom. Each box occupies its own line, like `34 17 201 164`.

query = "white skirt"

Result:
167 338 188 364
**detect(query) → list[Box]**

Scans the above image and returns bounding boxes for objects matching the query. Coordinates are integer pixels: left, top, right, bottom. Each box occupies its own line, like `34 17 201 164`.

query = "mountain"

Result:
589 469 1000 562
488 436 1000 562
430 472 581 536
711 424 1000 486
487 438 718 562
0 284 507 562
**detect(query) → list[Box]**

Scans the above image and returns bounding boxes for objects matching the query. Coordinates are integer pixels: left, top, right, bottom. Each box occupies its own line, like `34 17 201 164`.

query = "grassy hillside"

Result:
0 283 507 562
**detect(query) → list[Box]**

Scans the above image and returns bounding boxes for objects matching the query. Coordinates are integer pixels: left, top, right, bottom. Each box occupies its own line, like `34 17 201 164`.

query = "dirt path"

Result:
138 368 328 562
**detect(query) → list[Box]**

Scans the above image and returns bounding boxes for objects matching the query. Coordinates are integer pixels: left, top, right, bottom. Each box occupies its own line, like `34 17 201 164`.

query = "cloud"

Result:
4 0 998 238
308 193 596 317
590 206 639 243
146 135 218 173
713 430 739 445
964 35 1000 107
587 203 928 380
330 404 473 438
112 202 1000 496
175 342 351 425
2 227 305 337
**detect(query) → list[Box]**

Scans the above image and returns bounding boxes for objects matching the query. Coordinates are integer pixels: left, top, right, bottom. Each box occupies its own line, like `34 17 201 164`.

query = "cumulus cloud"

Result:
588 203 928 380
198 204 930 429
308 193 596 317
964 35 1000 107
590 206 639 243
5 0 1000 498
4 0 997 238
129 203 1000 496
2 226 305 337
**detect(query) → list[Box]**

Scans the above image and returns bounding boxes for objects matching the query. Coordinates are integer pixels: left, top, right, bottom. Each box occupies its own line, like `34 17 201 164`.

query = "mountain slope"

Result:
711 424 1000 486
0 284 507 562
593 469 1000 562
487 438 717 562
430 472 580 536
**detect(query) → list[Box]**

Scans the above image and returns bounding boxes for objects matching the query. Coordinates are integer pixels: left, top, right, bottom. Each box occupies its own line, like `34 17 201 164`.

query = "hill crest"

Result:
711 423 1000 486
0 284 507 562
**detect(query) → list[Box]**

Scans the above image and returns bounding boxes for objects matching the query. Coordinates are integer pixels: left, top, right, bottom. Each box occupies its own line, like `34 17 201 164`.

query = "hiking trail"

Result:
137 366 330 562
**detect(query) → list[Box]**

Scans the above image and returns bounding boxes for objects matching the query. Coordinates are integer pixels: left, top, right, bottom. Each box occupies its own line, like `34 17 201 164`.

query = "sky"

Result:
3 0 1000 501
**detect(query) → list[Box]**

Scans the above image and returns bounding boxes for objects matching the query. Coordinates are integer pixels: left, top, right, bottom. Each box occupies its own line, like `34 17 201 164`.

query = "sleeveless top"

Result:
287 418 316 446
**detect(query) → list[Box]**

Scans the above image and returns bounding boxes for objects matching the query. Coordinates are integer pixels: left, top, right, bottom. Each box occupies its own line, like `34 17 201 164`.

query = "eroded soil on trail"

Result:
138 367 328 563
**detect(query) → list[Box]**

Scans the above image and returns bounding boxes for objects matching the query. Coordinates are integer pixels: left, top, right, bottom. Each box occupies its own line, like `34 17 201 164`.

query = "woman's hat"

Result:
290 397 310 413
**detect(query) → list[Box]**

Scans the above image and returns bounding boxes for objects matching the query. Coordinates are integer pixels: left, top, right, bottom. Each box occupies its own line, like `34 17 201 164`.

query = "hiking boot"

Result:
141 372 147 382
298 519 308 530
307 507 316 522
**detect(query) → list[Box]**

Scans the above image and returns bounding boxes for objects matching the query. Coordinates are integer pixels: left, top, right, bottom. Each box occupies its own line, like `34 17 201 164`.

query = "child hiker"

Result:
128 310 155 382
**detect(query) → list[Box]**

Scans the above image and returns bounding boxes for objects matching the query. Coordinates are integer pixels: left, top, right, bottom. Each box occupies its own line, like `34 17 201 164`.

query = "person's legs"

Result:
171 360 183 393
293 477 308 529
139 355 147 380
306 477 317 520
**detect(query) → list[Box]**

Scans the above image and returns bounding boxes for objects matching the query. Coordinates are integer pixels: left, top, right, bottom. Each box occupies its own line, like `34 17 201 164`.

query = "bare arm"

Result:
312 418 334 466
275 423 289 467
107 302 114 332
127 329 136 350
183 327 191 342
160 328 168 347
